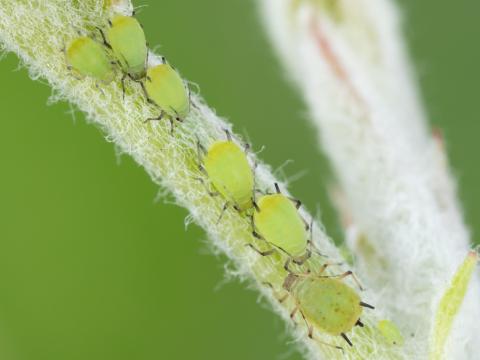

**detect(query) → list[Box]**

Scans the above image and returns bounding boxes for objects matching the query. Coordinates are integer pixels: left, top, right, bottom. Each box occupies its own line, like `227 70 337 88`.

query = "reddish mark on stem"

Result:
309 15 367 110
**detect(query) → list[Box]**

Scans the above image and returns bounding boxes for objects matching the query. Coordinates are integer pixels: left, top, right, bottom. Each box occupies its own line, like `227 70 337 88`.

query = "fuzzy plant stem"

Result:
260 0 480 358
0 0 410 359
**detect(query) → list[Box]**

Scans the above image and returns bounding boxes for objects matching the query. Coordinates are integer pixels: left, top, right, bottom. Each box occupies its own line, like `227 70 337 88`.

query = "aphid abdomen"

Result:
107 15 147 78
254 194 307 257
204 141 254 211
297 277 362 336
66 37 113 82
145 64 189 119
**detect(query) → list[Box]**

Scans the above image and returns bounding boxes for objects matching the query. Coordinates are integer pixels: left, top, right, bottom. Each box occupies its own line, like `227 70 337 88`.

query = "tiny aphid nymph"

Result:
144 62 190 122
378 320 404 346
107 14 148 80
267 263 374 349
66 37 114 82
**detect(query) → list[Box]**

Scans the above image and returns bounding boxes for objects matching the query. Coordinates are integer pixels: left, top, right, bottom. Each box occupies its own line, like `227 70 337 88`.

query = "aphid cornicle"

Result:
249 183 321 265
269 262 374 349
66 37 114 82
106 14 148 80
197 131 254 220
144 60 190 124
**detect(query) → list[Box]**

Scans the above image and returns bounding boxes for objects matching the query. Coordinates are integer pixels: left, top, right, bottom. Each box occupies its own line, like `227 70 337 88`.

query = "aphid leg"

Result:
217 202 230 224
274 182 281 194
298 308 345 352
355 319 364 327
195 139 208 174
359 301 375 310
337 270 365 291
262 282 289 303
250 214 263 240
95 26 112 49
224 129 233 142
341 333 353 347
316 261 344 275
121 73 127 101
144 110 164 124
284 258 311 276
246 243 276 258
139 81 156 106
292 249 312 266
95 82 105 95
193 177 219 197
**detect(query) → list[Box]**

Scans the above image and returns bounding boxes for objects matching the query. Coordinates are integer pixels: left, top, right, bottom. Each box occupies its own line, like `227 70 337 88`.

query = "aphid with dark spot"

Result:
266 262 374 350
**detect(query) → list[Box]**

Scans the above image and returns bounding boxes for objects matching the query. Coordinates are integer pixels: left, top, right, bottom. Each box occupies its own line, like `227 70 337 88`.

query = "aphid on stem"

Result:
142 57 190 133
64 35 115 84
196 130 255 223
247 183 325 267
265 261 373 350
103 12 148 98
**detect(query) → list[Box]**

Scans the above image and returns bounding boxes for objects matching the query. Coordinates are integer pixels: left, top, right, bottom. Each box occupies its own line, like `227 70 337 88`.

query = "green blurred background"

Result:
0 1 478 359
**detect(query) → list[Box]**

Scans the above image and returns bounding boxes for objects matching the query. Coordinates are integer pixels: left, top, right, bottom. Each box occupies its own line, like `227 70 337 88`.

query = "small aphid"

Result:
267 263 374 349
254 192 307 257
66 37 114 82
378 320 404 346
144 60 190 125
197 131 254 221
106 14 148 80
249 183 322 265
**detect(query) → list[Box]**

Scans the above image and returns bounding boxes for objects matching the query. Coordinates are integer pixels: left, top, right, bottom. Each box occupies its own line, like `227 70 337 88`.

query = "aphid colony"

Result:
65 10 382 351
65 13 189 128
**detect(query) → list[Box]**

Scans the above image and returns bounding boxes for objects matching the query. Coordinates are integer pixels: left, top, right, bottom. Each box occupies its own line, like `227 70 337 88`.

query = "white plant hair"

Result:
260 0 480 359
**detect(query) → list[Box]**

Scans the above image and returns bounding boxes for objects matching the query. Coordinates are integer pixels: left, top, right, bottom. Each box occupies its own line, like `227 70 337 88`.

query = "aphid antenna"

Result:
273 182 303 210
317 270 365 292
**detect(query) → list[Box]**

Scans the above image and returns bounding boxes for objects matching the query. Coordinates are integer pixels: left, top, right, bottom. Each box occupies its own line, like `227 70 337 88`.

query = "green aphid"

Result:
378 320 404 346
196 131 254 221
144 61 190 124
249 184 322 265
107 14 148 80
204 141 254 211
66 36 114 82
269 264 374 349
254 192 307 256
